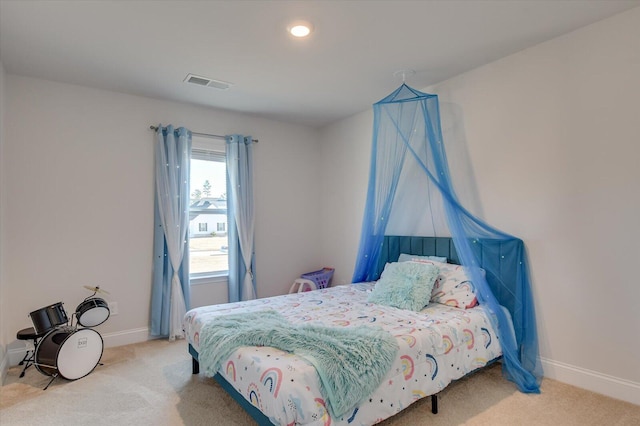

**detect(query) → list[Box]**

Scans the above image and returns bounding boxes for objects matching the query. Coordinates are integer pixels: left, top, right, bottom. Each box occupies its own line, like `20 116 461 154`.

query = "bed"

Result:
183 236 515 425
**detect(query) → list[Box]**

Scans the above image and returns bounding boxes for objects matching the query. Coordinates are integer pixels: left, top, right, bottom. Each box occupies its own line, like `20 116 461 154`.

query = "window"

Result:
189 137 228 278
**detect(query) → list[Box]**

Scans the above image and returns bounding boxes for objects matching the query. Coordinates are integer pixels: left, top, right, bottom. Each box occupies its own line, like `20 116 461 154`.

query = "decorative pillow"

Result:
397 253 447 263
367 262 440 311
403 259 481 309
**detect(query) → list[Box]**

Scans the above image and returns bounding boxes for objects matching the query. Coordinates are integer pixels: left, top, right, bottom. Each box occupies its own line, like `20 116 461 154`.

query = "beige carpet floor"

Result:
1 339 638 425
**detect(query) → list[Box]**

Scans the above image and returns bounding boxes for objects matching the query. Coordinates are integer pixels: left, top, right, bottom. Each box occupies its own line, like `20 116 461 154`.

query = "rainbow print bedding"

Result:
182 283 502 425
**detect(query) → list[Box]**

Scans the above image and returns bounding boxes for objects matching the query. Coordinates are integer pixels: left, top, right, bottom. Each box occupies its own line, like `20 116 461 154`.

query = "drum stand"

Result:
43 372 58 391
40 357 106 391
36 355 104 391
16 327 47 378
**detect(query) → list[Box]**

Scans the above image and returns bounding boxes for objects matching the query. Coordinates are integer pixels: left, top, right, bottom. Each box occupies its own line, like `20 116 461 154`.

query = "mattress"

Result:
183 283 502 425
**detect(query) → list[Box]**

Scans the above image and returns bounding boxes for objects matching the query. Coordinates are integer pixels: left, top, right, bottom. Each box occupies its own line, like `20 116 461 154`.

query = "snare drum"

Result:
29 302 68 335
75 298 110 327
35 326 103 380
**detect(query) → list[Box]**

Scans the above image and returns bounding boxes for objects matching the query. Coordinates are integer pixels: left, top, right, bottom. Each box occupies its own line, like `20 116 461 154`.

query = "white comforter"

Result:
183 283 502 425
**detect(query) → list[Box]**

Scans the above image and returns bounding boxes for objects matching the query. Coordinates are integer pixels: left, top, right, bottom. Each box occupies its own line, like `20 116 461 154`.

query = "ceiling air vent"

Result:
184 73 233 90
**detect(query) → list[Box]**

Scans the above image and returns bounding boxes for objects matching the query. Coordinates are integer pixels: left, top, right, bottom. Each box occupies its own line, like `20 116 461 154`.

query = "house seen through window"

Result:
189 139 228 278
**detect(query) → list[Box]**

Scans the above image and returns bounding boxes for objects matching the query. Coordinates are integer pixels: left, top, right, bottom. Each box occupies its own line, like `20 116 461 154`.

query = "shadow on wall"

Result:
439 101 484 221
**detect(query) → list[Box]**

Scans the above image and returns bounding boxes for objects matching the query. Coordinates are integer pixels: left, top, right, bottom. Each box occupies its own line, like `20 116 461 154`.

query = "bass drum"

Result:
76 298 110 327
35 327 103 380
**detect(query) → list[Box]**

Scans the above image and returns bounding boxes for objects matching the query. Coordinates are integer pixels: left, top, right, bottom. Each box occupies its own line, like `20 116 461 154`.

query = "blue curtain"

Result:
226 135 256 302
353 84 542 393
151 125 191 339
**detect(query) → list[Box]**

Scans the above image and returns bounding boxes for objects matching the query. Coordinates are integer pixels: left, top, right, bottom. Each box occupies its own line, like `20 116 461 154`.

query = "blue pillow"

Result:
367 262 440 311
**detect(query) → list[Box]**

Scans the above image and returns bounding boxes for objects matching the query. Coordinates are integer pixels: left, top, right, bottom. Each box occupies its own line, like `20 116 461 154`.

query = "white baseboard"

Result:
7 345 27 368
101 327 150 348
0 348 8 385
540 357 640 406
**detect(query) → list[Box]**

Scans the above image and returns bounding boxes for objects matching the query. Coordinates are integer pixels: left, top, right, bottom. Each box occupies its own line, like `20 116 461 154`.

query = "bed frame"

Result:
189 236 513 425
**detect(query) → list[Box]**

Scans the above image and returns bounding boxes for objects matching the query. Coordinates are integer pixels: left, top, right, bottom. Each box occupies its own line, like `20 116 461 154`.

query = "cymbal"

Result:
83 285 110 295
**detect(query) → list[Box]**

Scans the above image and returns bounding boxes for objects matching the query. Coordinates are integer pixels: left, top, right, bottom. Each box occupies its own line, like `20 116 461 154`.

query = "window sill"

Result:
190 273 228 286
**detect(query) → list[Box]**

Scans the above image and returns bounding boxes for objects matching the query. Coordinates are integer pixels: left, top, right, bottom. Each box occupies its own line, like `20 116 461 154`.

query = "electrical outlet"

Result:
110 301 119 315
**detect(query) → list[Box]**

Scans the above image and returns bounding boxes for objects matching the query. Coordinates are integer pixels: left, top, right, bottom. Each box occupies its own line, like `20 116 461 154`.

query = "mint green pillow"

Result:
367 262 440 311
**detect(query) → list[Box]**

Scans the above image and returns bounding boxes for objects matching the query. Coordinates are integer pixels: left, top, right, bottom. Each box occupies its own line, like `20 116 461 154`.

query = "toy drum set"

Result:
17 286 110 389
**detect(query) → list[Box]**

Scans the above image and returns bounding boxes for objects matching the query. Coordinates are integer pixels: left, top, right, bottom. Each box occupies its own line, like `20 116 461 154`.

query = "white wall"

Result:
2 75 322 354
320 7 640 404
0 60 8 382
319 110 372 285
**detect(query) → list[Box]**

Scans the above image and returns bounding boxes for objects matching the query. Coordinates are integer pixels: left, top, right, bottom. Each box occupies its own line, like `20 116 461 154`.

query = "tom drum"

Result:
35 327 103 380
75 298 110 327
29 302 68 335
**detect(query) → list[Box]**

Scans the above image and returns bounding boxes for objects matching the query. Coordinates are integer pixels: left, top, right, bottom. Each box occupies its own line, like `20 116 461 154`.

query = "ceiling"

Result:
1 0 638 128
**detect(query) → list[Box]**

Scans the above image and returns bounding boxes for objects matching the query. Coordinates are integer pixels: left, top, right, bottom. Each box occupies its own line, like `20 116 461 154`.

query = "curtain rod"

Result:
149 126 258 143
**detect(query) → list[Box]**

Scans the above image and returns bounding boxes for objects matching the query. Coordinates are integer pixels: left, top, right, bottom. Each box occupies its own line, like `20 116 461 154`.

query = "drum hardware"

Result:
83 285 110 295
39 364 105 391
42 373 58 391
16 327 48 378
21 287 111 388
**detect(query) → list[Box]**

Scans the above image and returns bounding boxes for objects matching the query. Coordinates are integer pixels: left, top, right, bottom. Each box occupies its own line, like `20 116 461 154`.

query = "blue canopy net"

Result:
352 84 541 393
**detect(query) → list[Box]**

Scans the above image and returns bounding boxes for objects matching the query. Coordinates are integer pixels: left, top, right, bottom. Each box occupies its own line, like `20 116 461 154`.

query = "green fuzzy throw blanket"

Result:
198 310 399 418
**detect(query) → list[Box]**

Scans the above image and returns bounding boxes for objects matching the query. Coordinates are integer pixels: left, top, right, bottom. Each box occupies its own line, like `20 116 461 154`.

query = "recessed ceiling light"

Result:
288 20 313 38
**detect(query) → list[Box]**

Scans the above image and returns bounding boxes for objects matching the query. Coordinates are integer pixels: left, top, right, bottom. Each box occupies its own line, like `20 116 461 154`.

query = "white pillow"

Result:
397 253 447 263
